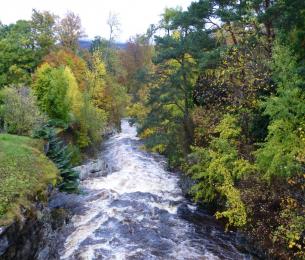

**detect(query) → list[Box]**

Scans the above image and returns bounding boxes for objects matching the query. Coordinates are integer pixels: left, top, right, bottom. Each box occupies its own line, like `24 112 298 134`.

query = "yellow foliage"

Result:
140 127 156 139
172 30 180 40
127 102 150 123
215 179 247 229
86 52 107 109
151 144 166 154
64 66 84 120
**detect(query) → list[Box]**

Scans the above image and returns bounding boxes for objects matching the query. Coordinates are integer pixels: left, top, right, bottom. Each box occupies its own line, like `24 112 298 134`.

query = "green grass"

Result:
0 134 58 225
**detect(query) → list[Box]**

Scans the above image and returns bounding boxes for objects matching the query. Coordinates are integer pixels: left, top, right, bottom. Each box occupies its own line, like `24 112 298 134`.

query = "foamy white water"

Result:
59 120 253 260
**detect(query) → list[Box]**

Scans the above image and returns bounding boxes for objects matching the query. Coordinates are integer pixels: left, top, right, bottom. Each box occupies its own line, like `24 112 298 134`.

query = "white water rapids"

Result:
57 120 254 260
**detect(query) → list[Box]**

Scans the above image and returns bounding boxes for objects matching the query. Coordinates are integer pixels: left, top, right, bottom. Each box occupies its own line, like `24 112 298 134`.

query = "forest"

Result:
0 0 304 259
125 0 305 258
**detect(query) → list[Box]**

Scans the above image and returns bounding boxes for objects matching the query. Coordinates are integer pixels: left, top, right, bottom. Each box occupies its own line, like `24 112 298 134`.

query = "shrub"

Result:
78 93 107 148
189 115 254 228
32 63 71 124
0 86 44 135
64 66 84 121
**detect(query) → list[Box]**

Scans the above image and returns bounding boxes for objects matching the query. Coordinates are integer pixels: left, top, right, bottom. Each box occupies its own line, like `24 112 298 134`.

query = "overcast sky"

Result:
0 0 194 41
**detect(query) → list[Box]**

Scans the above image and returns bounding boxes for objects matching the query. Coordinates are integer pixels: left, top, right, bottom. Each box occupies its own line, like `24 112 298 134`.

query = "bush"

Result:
32 63 71 124
78 93 107 148
64 66 84 122
188 115 253 228
0 86 44 135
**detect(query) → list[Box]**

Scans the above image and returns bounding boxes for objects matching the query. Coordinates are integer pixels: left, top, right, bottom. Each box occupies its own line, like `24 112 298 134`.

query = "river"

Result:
56 119 255 260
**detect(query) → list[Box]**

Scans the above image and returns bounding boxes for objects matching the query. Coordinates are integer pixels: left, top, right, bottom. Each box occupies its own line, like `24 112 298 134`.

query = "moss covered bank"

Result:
0 134 60 259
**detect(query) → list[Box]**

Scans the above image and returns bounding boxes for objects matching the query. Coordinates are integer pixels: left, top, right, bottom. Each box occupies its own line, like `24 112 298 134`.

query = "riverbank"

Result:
0 134 58 226
0 134 60 259
46 120 257 259
0 123 265 259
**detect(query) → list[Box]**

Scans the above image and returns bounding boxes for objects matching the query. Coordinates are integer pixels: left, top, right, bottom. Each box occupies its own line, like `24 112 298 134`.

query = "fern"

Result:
34 124 79 193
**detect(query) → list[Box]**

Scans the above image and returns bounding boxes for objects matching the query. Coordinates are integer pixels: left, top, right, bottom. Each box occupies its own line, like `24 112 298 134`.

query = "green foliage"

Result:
86 51 107 106
215 180 247 229
87 51 129 129
103 75 129 128
0 86 44 135
31 9 57 57
32 63 71 124
90 38 125 78
34 125 79 192
117 2 305 257
0 2 304 258
0 134 58 225
0 20 37 87
140 114 186 167
66 144 82 166
0 8 130 232
256 43 305 179
64 66 84 121
136 3 217 161
0 9 57 87
127 102 149 125
271 0 305 60
120 1 305 258
78 92 107 148
32 50 121 149
43 49 87 91
189 115 252 227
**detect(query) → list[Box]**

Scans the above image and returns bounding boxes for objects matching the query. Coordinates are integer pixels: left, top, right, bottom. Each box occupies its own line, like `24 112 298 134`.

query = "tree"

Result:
121 1 305 257
86 51 106 108
43 49 87 90
256 43 305 179
0 86 43 135
90 36 106 53
120 35 153 99
0 20 37 87
86 51 128 129
78 92 107 147
143 6 215 155
269 0 305 60
32 63 71 124
64 66 83 121
31 9 57 58
56 11 86 51
160 7 182 35
0 11 58 88
107 12 121 44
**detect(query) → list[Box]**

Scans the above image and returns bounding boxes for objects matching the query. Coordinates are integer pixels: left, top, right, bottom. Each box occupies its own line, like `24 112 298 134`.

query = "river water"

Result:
57 120 255 260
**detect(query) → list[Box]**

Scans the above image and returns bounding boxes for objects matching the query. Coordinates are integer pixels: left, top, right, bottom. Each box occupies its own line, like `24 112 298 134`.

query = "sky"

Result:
0 0 194 41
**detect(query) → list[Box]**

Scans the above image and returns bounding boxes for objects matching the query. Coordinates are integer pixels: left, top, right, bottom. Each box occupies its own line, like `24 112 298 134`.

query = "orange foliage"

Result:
43 48 87 91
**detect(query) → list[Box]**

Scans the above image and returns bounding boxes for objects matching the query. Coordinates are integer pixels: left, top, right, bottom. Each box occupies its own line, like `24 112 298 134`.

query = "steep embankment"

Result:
0 134 58 225
0 134 58 258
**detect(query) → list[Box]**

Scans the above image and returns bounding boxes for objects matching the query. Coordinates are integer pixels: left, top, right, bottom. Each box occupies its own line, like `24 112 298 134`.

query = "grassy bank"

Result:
0 134 58 225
